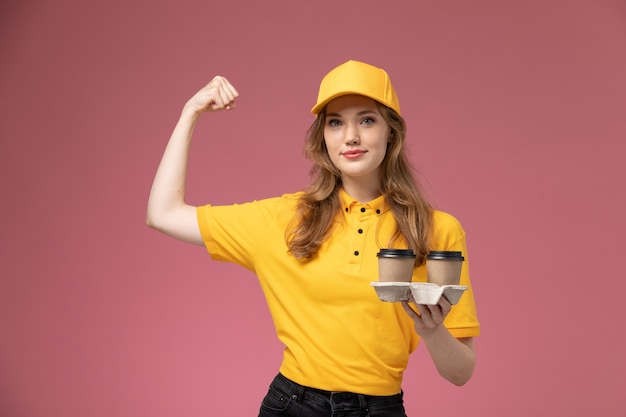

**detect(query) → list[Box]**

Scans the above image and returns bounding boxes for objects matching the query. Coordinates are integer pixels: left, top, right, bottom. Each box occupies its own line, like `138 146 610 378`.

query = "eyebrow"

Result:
326 110 378 118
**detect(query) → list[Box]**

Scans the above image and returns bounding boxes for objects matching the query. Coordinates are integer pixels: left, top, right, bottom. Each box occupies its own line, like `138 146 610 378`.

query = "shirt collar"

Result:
338 188 388 215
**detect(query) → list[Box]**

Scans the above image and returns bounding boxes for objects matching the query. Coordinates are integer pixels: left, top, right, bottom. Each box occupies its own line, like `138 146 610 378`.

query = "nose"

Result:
344 124 360 145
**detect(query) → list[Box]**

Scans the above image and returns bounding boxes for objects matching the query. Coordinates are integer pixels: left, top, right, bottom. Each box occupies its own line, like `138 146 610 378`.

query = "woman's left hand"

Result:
401 296 452 337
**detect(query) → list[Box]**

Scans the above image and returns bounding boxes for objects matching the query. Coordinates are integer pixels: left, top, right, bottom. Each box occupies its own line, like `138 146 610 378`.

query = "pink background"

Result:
2 0 625 415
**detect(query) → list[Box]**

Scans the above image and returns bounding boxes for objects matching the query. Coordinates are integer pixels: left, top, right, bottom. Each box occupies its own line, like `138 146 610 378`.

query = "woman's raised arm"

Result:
146 76 239 246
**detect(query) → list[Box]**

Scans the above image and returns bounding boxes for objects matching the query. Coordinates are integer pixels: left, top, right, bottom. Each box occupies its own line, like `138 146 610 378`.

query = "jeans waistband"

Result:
273 373 403 407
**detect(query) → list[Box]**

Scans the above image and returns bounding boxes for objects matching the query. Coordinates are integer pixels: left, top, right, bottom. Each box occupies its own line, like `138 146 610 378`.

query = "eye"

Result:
327 119 342 127
361 117 375 125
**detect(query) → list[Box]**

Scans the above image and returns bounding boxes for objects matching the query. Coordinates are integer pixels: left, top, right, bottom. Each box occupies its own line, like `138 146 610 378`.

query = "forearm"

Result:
146 105 203 243
146 76 239 245
420 327 475 386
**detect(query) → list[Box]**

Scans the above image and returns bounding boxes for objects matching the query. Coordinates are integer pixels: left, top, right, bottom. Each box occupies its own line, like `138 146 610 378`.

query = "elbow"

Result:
145 211 155 229
145 209 162 231
446 360 475 386
446 337 476 386
450 371 474 386
146 201 171 231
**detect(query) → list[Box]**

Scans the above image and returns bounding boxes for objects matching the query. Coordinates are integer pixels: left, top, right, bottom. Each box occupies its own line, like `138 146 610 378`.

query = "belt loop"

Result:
358 394 369 414
281 373 305 403
294 380 305 403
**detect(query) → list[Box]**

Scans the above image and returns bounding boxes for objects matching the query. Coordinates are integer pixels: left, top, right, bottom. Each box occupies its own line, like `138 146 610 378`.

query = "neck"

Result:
341 175 381 203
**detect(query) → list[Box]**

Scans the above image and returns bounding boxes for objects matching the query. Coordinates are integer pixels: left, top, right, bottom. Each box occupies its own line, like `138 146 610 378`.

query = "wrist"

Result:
417 323 449 342
181 101 204 120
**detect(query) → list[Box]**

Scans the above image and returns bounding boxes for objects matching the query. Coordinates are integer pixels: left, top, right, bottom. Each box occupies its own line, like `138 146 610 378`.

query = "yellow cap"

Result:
311 60 400 115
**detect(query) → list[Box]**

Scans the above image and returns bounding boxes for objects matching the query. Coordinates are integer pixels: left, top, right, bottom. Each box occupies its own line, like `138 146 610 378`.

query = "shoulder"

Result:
198 192 302 216
230 191 303 208
279 191 304 203
259 192 302 210
242 192 303 222
432 210 464 231
431 210 466 247
197 192 303 234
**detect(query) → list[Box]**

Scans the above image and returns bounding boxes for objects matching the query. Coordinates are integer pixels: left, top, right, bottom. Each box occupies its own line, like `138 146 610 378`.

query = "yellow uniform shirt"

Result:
197 189 479 396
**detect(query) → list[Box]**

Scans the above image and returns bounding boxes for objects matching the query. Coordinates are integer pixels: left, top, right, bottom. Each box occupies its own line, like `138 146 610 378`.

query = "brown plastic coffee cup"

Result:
426 251 464 286
377 249 416 282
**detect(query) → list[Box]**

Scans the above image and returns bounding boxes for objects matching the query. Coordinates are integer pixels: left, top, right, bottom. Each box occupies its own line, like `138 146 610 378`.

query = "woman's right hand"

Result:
184 76 239 115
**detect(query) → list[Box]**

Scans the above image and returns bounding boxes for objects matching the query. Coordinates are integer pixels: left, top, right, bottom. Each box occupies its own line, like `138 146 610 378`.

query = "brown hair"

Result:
286 102 433 266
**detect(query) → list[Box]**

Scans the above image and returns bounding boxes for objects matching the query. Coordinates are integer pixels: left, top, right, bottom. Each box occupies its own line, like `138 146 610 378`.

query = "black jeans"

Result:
258 373 407 417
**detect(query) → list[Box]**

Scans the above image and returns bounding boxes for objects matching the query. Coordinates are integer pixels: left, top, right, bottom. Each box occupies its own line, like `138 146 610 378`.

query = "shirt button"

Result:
376 209 381 214
358 229 363 234
354 251 359 256
360 207 366 212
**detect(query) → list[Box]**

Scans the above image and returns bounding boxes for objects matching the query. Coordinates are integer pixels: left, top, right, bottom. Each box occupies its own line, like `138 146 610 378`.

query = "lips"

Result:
342 149 366 159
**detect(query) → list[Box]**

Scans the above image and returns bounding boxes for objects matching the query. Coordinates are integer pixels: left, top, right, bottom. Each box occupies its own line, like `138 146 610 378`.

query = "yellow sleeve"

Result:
432 211 481 337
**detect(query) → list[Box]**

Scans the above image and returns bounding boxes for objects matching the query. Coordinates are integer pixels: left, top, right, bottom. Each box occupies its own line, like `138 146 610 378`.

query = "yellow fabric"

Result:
196 189 480 395
311 60 401 115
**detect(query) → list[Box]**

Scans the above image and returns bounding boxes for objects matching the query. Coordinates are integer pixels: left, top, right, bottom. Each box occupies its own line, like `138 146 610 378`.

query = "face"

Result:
323 95 390 184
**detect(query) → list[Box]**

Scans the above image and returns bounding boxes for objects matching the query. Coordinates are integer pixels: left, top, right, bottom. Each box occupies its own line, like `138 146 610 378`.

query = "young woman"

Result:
147 60 480 417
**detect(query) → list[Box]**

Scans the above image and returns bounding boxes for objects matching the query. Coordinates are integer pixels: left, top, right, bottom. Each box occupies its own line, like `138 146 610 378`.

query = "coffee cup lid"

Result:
377 248 416 259
426 251 464 261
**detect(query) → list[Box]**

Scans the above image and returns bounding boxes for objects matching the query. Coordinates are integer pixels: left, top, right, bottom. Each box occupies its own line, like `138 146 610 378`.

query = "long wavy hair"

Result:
286 101 433 266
